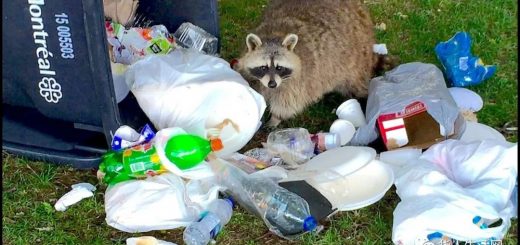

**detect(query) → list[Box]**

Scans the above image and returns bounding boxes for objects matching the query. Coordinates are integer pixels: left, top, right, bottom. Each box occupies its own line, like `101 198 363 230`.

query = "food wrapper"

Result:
105 21 176 65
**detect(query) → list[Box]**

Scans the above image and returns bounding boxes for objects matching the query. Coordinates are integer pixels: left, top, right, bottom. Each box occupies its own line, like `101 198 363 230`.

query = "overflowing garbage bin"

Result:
2 0 220 168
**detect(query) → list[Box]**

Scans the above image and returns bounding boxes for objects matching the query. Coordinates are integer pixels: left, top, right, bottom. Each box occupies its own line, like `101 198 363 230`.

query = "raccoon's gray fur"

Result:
234 0 394 127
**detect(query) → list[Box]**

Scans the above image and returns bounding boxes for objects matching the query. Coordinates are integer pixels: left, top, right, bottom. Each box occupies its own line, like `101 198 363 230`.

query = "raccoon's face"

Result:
238 33 300 89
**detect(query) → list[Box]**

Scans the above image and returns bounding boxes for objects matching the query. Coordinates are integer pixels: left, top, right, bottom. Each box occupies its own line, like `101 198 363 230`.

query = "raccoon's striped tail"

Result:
374 54 400 75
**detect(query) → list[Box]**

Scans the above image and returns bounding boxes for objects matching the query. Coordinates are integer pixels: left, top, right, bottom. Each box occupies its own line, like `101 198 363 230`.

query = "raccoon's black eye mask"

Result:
249 65 292 79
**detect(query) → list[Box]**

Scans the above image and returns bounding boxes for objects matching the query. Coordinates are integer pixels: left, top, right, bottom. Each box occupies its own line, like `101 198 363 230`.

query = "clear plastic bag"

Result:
350 62 465 146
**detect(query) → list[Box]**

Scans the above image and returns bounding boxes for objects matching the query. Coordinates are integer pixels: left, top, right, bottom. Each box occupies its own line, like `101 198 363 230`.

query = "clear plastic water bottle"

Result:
183 198 234 245
266 128 316 166
243 177 318 236
208 157 318 238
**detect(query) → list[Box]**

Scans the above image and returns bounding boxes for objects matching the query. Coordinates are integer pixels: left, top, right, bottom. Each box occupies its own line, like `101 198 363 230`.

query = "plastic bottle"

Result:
310 132 341 153
266 128 316 166
208 157 318 238
173 22 218 55
99 135 223 184
183 198 234 245
472 216 502 229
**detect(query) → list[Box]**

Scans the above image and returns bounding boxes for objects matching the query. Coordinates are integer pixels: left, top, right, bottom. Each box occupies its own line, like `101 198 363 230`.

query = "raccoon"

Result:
234 0 396 127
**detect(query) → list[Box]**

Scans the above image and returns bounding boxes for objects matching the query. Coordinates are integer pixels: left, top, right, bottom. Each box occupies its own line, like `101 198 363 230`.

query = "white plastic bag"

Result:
104 173 223 233
126 48 266 156
392 139 517 244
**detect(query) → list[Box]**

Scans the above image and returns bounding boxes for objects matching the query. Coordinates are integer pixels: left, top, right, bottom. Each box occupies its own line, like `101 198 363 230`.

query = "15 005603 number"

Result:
55 13 74 59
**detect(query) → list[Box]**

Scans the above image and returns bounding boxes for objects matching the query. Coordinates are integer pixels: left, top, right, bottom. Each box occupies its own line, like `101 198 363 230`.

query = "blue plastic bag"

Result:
435 32 496 87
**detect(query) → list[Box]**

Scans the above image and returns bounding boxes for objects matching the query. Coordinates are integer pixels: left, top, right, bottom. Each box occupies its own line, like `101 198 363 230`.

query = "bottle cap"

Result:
303 216 317 232
427 232 443 240
324 133 341 150
210 138 223 151
224 196 235 207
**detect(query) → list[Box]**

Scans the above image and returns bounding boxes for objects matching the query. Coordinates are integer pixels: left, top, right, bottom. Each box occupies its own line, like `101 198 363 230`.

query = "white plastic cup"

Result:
336 99 367 128
329 119 356 145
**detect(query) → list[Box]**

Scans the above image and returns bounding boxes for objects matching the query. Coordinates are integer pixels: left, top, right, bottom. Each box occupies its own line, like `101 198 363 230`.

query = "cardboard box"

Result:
377 101 464 150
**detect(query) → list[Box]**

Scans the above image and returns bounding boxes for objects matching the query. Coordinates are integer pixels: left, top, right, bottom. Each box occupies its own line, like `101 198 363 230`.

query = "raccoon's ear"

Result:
282 34 298 51
246 33 262 52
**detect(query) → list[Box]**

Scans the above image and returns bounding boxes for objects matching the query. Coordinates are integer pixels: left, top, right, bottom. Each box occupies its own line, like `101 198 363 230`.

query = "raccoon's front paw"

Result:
264 117 281 131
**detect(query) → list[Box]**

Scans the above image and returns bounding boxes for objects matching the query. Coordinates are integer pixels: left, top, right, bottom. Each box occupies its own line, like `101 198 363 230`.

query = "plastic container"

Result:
335 99 366 128
174 22 218 55
310 132 341 153
329 119 356 145
183 198 234 245
208 157 318 239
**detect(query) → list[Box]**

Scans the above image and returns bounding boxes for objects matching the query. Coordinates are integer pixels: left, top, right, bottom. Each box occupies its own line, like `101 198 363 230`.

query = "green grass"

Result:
3 0 517 244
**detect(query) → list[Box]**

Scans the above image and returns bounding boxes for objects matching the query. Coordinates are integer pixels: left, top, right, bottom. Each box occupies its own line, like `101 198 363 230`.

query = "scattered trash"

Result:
435 32 496 87
36 226 53 232
103 0 139 27
183 198 234 245
110 61 131 103
99 127 222 185
351 62 465 150
373 43 388 55
223 152 274 174
125 48 266 157
54 183 96 211
460 121 506 143
329 119 356 146
264 128 316 168
111 124 155 151
126 236 178 245
310 132 341 153
173 22 219 55
448 87 484 112
392 139 517 244
286 146 394 211
335 99 367 128
106 21 176 65
105 173 222 233
208 156 319 239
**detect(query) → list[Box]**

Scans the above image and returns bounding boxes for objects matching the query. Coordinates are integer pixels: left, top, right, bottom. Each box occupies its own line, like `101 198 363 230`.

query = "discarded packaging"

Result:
98 128 222 184
285 146 394 211
54 183 96 211
329 119 356 145
110 61 131 103
460 121 506 143
435 32 496 87
126 236 177 245
173 22 219 55
111 124 155 151
208 157 318 239
335 99 367 128
125 49 266 157
392 139 517 244
448 87 484 112
183 198 234 245
265 128 316 168
103 0 139 27
106 21 176 65
105 173 223 233
350 62 465 150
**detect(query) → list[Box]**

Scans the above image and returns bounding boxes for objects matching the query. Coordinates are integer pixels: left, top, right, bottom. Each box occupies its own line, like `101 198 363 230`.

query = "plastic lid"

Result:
427 232 443 240
300 146 376 176
210 138 223 151
324 133 341 150
303 216 317 232
225 196 235 207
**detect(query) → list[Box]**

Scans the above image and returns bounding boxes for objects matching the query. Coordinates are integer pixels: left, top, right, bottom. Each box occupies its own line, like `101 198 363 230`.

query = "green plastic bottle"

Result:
164 134 223 170
98 142 167 185
98 134 223 184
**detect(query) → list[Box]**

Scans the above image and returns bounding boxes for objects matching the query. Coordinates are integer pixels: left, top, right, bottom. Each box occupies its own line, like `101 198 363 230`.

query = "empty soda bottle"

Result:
99 134 223 184
183 198 234 245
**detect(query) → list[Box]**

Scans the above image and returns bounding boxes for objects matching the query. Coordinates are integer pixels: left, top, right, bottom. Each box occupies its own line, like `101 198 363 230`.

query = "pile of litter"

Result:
54 6 517 245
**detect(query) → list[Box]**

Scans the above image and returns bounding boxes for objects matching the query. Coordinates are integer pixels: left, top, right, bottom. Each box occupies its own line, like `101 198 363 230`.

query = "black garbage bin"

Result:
2 0 220 168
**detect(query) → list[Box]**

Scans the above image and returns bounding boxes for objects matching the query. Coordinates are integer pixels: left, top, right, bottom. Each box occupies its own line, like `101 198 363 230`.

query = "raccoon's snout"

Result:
268 80 277 88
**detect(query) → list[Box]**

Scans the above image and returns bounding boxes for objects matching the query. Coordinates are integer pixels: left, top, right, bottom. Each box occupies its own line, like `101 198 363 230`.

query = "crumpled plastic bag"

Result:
435 32 496 87
126 48 266 157
350 62 464 146
104 173 223 233
392 139 517 244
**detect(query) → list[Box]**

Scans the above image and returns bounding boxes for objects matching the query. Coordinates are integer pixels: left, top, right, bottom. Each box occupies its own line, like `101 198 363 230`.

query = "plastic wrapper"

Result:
106 21 176 65
435 32 496 87
125 48 266 157
350 62 465 146
105 173 223 233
